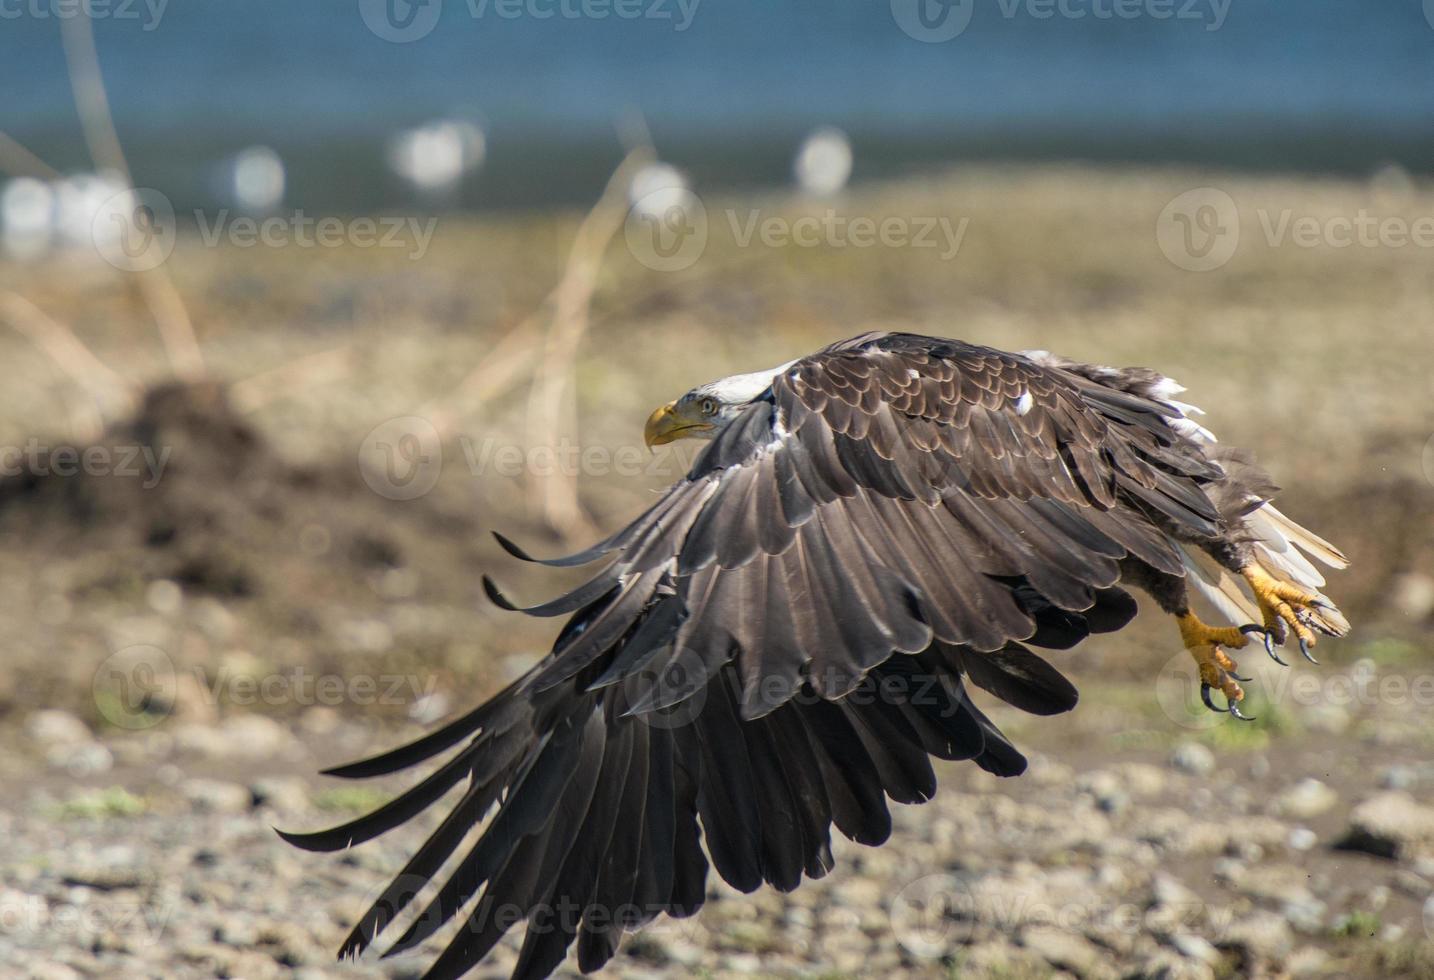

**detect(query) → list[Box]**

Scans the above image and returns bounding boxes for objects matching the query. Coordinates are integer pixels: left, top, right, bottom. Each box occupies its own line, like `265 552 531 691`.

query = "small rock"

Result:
181 778 251 813
1274 779 1338 820
1380 765 1418 791
718 953 762 973
145 579 183 615
1222 911 1293 961
220 714 294 757
1336 792 1434 860
1286 827 1318 852
1169 933 1221 965
215 919 260 948
1390 572 1434 620
408 690 450 725
1301 703 1350 735
249 777 310 814
1281 894 1327 935
1152 874 1201 909
1391 869 1429 898
1113 762 1168 797
1286 946 1331 978
1140 950 1216 980
1021 926 1117 980
26 710 91 746
46 741 114 776
1078 770 1130 814
1171 742 1215 777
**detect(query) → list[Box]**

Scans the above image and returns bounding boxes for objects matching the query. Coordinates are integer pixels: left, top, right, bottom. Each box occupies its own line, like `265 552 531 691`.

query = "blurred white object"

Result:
794 127 852 196
57 173 130 249
231 145 286 213
388 120 485 195
627 162 691 220
1 177 55 260
1368 162 1415 208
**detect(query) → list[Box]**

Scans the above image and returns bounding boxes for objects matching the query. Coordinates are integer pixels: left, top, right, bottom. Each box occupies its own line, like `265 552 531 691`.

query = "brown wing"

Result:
283 331 1228 980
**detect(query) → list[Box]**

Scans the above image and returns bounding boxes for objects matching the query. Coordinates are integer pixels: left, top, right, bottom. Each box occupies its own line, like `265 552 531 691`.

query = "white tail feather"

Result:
1258 503 1349 570
1183 502 1350 636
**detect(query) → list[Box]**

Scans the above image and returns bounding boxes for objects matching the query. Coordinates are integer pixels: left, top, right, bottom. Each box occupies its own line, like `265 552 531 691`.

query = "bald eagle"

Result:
284 332 1349 979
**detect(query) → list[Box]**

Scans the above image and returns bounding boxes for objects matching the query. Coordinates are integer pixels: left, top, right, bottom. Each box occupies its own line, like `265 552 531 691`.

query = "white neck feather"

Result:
706 360 797 403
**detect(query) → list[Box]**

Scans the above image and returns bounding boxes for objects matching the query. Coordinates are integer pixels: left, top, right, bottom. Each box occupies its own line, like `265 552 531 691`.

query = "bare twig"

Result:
229 347 355 414
525 145 653 537
60 13 205 380
420 310 546 440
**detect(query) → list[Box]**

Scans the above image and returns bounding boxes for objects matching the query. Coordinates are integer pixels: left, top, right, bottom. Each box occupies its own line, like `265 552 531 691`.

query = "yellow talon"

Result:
1240 563 1350 661
1177 611 1252 716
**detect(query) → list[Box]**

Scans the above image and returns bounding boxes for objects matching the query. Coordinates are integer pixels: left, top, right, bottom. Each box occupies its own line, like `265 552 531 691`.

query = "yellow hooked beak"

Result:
644 400 714 447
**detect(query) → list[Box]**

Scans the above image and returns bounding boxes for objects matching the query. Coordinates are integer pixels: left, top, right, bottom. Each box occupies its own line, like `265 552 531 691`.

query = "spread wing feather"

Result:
289 331 1239 980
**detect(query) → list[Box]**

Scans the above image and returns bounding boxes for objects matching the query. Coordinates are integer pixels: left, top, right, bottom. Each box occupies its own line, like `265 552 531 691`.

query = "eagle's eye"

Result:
699 398 717 416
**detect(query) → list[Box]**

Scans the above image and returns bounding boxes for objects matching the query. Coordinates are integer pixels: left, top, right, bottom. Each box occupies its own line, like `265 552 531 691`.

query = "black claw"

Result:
1230 671 1253 683
1299 637 1319 665
1228 700 1256 722
1200 683 1224 714
1242 623 1283 661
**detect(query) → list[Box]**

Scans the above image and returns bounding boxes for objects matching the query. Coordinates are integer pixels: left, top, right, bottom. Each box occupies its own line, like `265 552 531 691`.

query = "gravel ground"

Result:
6 666 1434 980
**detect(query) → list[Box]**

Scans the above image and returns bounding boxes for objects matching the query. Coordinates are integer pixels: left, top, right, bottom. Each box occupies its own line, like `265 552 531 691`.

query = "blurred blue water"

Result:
5 0 1433 211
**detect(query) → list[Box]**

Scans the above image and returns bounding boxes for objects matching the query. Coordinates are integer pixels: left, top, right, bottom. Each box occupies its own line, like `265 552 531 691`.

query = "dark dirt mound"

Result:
0 381 555 725
0 382 472 601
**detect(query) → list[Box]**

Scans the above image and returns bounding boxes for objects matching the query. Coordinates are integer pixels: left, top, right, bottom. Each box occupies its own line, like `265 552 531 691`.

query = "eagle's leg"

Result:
1119 558 1254 720
1177 612 1254 719
1239 563 1343 665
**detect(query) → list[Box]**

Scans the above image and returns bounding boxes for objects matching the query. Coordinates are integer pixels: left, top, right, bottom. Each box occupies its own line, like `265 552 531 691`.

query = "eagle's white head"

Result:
644 361 796 447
